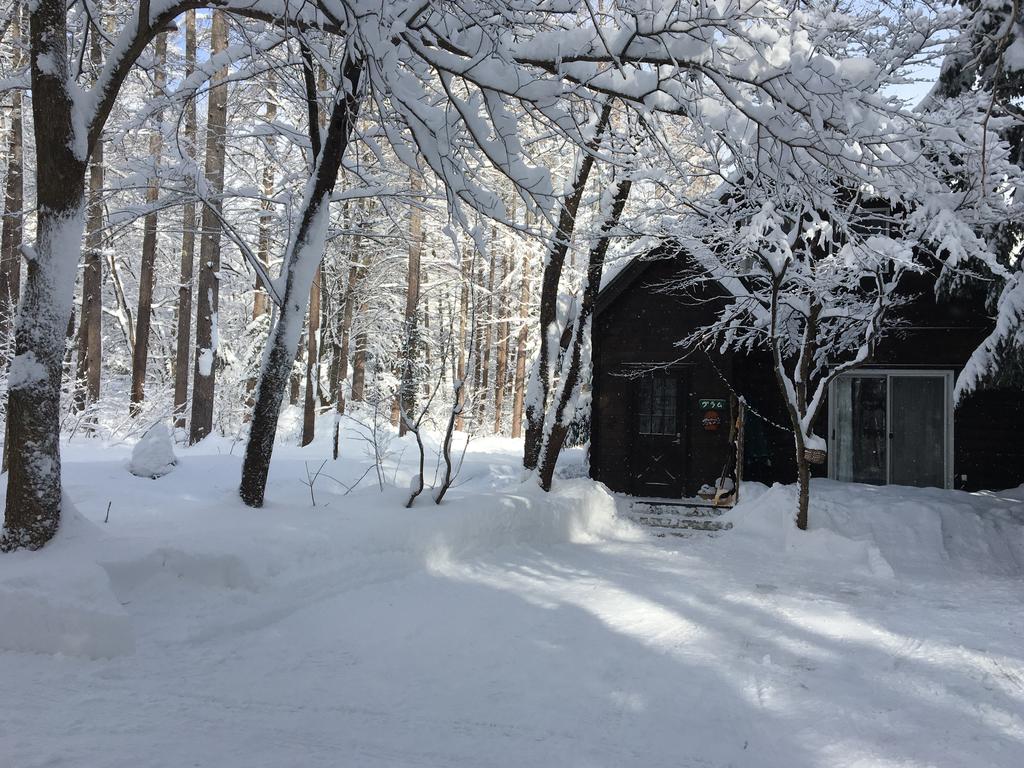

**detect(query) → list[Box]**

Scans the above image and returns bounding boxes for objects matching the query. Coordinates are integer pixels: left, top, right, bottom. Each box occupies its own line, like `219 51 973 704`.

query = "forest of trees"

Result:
0 0 1022 549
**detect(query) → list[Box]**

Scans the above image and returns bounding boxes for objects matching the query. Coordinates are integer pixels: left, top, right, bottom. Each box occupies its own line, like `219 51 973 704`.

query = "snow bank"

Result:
0 497 134 659
724 480 1024 579
723 483 895 579
129 422 177 478
390 479 641 569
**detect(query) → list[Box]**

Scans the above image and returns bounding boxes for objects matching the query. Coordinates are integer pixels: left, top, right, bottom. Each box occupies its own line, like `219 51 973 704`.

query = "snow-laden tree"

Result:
667 5 1024 529
0 0 362 549
925 0 1024 395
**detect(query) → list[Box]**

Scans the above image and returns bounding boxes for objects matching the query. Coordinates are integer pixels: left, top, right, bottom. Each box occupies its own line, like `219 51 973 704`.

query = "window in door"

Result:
637 375 678 436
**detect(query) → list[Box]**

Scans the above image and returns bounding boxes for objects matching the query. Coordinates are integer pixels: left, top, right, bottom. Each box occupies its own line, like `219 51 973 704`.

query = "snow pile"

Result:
724 480 1024 578
398 479 641 569
0 496 134 659
812 481 1024 577
723 483 895 579
129 422 177 478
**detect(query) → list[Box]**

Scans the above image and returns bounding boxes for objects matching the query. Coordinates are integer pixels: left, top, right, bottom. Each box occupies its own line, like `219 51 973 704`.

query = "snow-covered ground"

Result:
2 418 1023 767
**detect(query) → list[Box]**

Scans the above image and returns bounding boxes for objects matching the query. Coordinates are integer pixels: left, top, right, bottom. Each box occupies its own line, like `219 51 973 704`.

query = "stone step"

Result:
632 503 726 519
627 514 733 532
650 529 729 539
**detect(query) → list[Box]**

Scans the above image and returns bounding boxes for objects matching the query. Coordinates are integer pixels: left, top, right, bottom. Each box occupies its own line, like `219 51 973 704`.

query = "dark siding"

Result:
955 389 1024 491
591 250 1024 495
592 256 739 496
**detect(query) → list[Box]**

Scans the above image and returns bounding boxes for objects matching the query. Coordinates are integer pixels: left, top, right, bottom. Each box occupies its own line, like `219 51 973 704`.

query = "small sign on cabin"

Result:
698 398 726 410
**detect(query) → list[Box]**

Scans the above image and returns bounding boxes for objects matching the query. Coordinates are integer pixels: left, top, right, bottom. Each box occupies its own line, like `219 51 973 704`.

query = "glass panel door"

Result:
833 375 887 485
890 376 946 488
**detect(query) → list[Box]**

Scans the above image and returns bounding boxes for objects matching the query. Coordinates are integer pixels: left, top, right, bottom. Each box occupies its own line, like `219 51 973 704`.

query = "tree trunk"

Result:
524 103 611 468
471 263 484 430
351 307 367 402
73 144 104 416
253 163 275 323
107 250 135 351
300 58 326 446
796 450 810 531
318 264 334 409
493 247 509 434
189 10 228 445
290 343 302 405
767 272 817 532
455 248 469 431
398 171 423 435
511 227 530 438
173 10 198 430
129 33 166 416
479 243 495 424
2 0 88 550
247 72 277 408
332 252 360 459
301 266 321 445
72 8 105 417
240 58 363 508
0 0 24 356
537 178 630 491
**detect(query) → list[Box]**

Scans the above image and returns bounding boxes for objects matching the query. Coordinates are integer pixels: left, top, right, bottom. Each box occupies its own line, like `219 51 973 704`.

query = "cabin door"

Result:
632 372 686 497
829 370 952 489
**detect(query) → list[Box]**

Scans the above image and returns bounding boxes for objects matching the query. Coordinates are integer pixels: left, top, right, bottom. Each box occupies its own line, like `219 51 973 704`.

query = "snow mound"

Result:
724 480 1024 578
412 479 640 566
129 422 177 478
724 483 895 579
341 479 642 572
0 498 134 658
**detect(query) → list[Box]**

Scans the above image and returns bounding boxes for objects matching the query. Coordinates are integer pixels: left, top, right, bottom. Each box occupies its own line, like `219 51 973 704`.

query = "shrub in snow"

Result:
129 423 178 479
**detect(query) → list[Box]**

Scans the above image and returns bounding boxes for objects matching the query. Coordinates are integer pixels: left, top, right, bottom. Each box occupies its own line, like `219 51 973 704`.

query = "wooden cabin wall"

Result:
592 252 1024 495
955 389 1024 490
592 258 737 496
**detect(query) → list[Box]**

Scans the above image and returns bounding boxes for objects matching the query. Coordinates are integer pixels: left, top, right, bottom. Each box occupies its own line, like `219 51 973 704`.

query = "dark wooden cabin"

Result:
589 247 1024 498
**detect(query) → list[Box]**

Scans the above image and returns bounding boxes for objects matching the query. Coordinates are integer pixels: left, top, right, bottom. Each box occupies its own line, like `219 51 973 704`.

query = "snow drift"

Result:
0 496 134 659
723 480 1024 579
